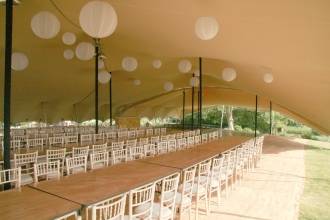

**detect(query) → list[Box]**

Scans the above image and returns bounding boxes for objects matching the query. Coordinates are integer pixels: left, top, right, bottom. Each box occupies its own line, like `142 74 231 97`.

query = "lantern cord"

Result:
49 0 81 30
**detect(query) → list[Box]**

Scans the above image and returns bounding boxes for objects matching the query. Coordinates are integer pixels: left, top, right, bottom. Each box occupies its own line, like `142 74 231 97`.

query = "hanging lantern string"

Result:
49 0 81 30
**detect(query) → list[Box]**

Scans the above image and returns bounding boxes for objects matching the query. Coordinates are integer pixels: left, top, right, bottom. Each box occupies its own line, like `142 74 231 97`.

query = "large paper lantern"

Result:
62 32 76 45
152 59 162 69
164 82 174 92
122 57 138 72
178 59 192 73
195 16 219 40
222 68 237 82
63 49 74 60
98 70 111 84
79 0 118 38
133 79 141 86
190 77 199 87
264 73 274 83
75 42 94 61
11 52 29 71
31 11 60 39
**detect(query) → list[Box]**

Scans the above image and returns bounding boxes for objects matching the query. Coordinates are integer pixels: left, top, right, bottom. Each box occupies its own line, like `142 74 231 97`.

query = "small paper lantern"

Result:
98 59 105 69
12 52 29 71
62 32 76 45
222 68 237 82
152 59 162 69
178 59 192 73
63 49 74 60
164 82 174 92
190 77 199 87
75 42 94 61
79 0 118 38
264 73 274 83
98 70 111 84
194 68 200 76
122 57 138 72
133 79 141 86
195 16 219 40
31 11 60 39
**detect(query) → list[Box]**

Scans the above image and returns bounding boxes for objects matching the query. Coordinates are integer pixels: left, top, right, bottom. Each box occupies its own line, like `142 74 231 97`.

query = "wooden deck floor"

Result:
187 135 305 220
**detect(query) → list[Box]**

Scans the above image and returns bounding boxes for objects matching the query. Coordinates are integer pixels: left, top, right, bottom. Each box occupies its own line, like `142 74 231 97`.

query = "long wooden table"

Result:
30 161 179 207
140 136 250 169
0 187 80 220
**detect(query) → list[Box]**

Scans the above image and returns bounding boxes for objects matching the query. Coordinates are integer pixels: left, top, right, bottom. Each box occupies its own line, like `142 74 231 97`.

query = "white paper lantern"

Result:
98 70 111 84
152 59 162 69
63 49 74 60
98 59 105 69
11 52 29 71
178 59 192 73
164 82 174 92
222 68 237 82
31 11 60 39
62 32 76 45
79 0 118 38
122 57 138 72
263 73 274 83
190 77 200 87
75 42 94 61
195 16 219 40
133 79 141 86
194 68 200 76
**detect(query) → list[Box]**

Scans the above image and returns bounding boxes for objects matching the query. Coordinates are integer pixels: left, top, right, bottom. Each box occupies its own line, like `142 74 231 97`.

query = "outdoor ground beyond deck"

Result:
188 135 305 220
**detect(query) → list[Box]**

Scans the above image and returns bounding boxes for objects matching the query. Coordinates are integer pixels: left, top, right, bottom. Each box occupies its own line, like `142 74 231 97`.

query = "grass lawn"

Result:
299 143 330 220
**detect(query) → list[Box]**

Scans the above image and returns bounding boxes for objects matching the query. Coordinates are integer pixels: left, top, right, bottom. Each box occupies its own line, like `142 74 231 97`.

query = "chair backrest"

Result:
112 149 127 165
139 137 149 146
187 136 195 147
46 148 66 163
160 127 167 135
177 138 187 150
144 144 155 157
126 139 137 148
128 182 155 219
72 146 90 157
146 129 153 136
10 140 21 151
91 193 127 220
194 135 201 145
127 130 136 139
150 136 159 145
80 134 92 145
14 151 38 174
176 132 183 139
154 128 160 135
136 129 145 137
180 166 196 207
167 139 176 152
160 135 168 142
129 146 145 160
49 136 64 147
210 156 224 182
196 160 211 195
33 161 60 183
157 141 168 154
90 151 109 170
65 135 78 145
0 167 21 189
66 155 88 175
105 131 117 140
92 143 108 153
158 173 180 219
93 133 104 143
201 133 208 143
111 141 124 151
26 138 44 148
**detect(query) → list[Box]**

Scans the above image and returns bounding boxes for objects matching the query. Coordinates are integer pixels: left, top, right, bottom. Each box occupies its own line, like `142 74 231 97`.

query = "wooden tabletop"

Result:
30 160 179 206
140 136 250 169
0 187 80 220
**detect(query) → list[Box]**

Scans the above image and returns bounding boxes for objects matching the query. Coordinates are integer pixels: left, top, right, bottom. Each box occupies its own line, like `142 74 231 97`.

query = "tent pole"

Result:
191 75 195 130
3 0 13 190
182 89 185 130
94 40 99 134
269 101 272 134
109 73 112 127
254 95 258 138
199 57 202 132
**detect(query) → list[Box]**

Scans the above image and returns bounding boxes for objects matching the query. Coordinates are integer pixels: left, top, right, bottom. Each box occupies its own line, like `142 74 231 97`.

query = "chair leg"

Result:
217 188 221 207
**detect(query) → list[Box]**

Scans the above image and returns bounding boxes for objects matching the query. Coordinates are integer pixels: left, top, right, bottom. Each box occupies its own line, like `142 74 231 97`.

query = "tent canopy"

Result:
0 0 329 134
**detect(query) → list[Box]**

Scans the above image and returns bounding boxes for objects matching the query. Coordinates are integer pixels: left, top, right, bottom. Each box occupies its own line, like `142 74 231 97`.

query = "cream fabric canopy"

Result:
0 0 329 134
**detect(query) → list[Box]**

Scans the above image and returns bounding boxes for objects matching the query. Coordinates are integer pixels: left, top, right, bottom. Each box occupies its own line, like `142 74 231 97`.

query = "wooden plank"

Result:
31 161 179 206
0 187 80 220
140 136 251 169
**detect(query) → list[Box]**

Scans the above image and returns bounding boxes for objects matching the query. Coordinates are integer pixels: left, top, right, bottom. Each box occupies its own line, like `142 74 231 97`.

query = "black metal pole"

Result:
191 74 195 130
109 73 112 127
182 89 185 130
254 95 258 138
269 101 272 134
199 57 202 131
95 40 99 134
3 0 13 190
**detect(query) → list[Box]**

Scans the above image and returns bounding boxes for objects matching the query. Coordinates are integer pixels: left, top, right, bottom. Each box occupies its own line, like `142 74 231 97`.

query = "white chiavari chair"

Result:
154 128 160 136
235 147 245 186
146 129 153 136
127 130 136 139
136 129 145 138
208 156 224 208
176 132 183 139
93 133 104 144
183 131 190 139
167 139 176 152
177 138 187 150
14 151 38 185
105 131 117 140
144 144 156 157
111 149 127 165
111 141 124 152
54 211 80 220
128 183 155 220
126 139 137 148
80 134 92 146
92 143 108 153
187 137 195 148
33 160 60 183
227 149 237 191
150 136 159 145
26 138 44 150
194 135 201 145
201 133 208 143
46 148 66 176
90 151 108 170
0 167 21 190
66 155 88 175
10 140 21 152
49 136 64 147
157 141 168 155
129 145 145 160
139 137 149 146
160 135 168 142
160 127 167 135
65 135 79 146
72 146 89 157
91 193 127 220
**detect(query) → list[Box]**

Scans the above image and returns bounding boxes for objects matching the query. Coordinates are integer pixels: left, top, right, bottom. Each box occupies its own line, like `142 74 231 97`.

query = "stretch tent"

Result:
0 0 329 134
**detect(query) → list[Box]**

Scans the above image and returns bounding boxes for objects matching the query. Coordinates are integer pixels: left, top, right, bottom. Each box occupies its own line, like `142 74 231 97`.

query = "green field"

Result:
299 143 330 220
